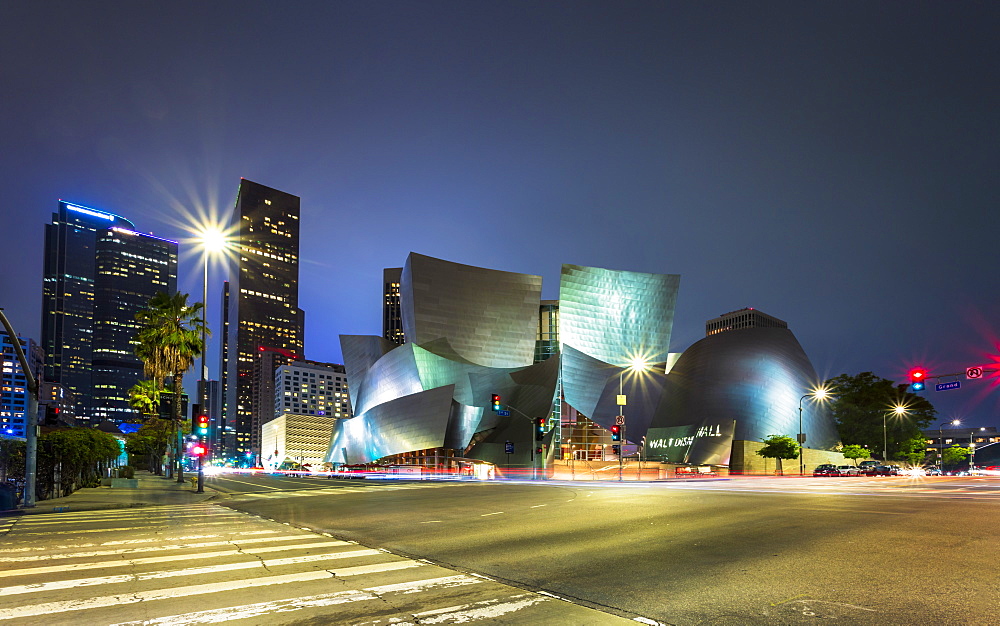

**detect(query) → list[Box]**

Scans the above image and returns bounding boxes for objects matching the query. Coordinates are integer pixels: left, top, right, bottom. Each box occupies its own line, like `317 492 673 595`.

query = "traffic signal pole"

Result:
0 310 37 508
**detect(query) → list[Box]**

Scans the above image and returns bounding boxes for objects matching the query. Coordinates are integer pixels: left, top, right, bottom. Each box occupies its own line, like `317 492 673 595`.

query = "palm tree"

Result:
134 292 208 482
128 379 162 418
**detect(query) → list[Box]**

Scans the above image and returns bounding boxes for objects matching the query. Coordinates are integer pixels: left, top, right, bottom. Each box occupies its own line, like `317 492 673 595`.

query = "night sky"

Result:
2 1 998 426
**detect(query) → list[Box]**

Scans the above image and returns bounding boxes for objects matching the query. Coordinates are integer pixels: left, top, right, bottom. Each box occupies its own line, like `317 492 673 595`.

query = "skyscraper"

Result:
41 201 177 423
383 267 404 344
222 179 303 458
91 228 177 423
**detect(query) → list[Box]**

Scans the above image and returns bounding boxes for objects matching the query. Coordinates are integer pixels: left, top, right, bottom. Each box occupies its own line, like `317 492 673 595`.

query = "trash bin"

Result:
0 484 16 511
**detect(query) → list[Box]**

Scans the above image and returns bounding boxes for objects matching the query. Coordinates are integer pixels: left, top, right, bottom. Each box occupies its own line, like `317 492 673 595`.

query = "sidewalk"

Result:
1 470 219 516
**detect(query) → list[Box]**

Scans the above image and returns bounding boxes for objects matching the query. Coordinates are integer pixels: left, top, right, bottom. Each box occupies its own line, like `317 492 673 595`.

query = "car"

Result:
863 465 900 476
924 467 942 476
813 464 840 476
837 465 860 476
858 460 880 473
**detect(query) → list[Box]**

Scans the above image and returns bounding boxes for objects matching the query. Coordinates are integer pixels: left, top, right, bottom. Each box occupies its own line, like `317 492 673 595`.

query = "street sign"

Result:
504 441 514 454
967 366 984 379
496 409 511 417
615 415 625 425
936 381 961 392
616 394 627 406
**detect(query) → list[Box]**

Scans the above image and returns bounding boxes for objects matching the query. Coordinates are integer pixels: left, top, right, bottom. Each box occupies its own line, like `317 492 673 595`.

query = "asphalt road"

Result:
211 473 1000 625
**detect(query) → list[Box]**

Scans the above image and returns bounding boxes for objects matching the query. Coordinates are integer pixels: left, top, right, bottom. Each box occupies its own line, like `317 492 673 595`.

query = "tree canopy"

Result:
825 372 936 461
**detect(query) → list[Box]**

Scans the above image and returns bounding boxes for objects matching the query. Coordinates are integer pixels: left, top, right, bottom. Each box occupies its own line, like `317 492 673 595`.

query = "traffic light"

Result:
534 417 546 441
610 424 622 441
192 444 207 457
195 412 210 436
491 394 502 412
612 444 621 455
909 367 928 392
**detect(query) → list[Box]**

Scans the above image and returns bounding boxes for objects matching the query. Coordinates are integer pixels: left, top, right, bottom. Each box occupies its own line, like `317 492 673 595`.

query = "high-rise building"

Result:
221 180 303 458
251 346 300 454
705 307 787 336
1 333 43 439
91 228 177 423
41 201 177 423
274 359 350 420
383 267 405 344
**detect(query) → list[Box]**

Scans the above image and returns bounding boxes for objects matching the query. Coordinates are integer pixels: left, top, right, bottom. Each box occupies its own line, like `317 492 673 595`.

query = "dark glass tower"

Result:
42 201 176 423
382 267 404 344
222 180 303 458
91 228 178 423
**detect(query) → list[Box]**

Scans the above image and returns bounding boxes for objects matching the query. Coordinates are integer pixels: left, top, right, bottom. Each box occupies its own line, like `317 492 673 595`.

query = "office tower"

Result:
383 267 404 344
222 180 303 458
251 346 300 454
91 228 178 423
274 359 350 419
1 333 43 438
41 201 177 423
705 308 787 336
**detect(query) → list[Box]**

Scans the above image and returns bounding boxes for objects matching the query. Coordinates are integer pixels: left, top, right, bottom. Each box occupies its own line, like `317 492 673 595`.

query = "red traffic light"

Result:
610 424 622 441
192 445 206 456
909 367 928 382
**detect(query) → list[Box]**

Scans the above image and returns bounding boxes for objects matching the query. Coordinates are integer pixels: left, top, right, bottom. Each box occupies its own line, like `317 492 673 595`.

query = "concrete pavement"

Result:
1 470 218 516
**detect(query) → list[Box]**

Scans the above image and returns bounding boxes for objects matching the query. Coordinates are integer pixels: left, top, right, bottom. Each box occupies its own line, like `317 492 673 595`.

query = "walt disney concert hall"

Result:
325 253 837 473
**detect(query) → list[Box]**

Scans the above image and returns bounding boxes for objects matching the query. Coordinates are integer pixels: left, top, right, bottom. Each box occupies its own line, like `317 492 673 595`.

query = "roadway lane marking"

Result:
208 476 285 490
0 536 341 565
0 531 282 557
420 520 443 523
10 511 248 527
0 549 384 594
481 512 504 516
0 570 336 619
12 520 242 536
409 593 548 621
108 576 482 626
0 540 358 578
530 504 547 508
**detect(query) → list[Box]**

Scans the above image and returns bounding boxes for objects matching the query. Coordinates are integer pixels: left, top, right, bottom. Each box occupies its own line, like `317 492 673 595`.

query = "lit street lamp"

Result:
938 419 961 473
617 356 653 481
884 404 909 462
798 386 832 475
195 228 226 493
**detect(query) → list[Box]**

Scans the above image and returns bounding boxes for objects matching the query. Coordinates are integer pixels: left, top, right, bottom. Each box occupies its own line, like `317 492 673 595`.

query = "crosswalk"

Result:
0 503 629 625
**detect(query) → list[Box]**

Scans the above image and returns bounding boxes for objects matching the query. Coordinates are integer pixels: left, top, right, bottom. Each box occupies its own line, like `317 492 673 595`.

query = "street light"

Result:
883 404 909 462
938 419 961 473
195 227 226 493
798 386 833 475
617 356 654 481
970 427 985 473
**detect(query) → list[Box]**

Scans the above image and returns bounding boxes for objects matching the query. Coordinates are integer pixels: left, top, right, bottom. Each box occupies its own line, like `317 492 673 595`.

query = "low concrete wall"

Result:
731 440 873 475
110 478 139 489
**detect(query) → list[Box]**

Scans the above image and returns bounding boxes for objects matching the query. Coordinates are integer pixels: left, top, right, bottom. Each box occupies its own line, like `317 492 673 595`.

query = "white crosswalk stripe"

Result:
0 503 584 625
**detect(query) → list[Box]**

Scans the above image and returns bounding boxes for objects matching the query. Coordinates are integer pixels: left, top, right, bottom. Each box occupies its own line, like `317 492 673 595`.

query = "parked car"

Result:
837 465 860 476
858 460 880 473
813 464 840 476
863 465 900 476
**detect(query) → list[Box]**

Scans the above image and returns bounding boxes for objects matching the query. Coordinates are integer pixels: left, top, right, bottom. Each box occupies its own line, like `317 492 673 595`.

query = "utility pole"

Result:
0 309 38 508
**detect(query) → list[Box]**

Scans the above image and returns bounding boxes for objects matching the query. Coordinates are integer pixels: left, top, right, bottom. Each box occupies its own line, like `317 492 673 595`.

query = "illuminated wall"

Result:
652 326 840 464
327 254 557 466
559 265 680 440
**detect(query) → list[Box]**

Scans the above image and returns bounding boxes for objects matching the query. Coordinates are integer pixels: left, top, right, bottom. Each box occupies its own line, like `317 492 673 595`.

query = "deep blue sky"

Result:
2 1 998 426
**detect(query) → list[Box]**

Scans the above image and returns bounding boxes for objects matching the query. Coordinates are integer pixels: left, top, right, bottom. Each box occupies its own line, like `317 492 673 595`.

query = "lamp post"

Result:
883 404 908 463
938 419 961 473
798 387 832 475
617 357 653 481
196 228 225 493
970 427 985 473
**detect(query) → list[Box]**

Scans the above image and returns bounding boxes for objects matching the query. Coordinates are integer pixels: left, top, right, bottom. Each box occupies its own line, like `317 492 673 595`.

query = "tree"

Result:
825 372 936 460
896 435 931 466
841 444 870 465
125 419 172 474
134 292 208 482
942 445 971 469
128 379 162 418
756 434 800 475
